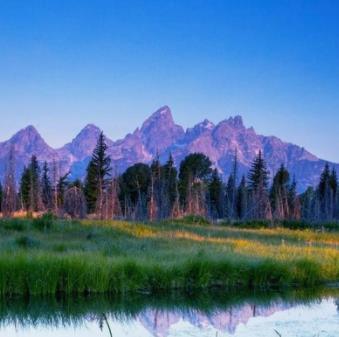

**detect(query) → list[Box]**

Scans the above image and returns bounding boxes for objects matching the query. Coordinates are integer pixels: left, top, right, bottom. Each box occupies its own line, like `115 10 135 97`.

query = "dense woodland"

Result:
0 132 338 223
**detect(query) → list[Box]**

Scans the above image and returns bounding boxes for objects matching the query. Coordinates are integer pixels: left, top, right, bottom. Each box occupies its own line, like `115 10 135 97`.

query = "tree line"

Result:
0 133 338 223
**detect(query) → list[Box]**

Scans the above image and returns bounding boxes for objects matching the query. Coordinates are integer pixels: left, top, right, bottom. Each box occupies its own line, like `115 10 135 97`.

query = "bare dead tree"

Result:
63 186 87 218
51 159 59 214
102 177 122 220
148 173 158 221
2 146 17 217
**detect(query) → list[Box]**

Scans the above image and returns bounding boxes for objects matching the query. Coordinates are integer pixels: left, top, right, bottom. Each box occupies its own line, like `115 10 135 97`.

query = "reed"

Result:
0 218 337 297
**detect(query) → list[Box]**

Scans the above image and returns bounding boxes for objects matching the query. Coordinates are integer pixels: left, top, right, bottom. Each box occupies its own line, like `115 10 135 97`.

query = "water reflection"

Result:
0 289 338 337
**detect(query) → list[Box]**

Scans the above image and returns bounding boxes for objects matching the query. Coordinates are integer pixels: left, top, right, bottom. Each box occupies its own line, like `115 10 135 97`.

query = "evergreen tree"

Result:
248 151 271 219
20 166 31 210
226 174 236 219
57 173 70 210
300 187 315 220
329 168 338 219
0 182 2 213
150 155 161 219
84 132 112 215
161 154 178 218
27 155 43 212
226 150 238 218
236 176 248 219
270 165 290 219
248 151 269 191
288 176 300 220
41 161 52 210
318 163 334 220
208 169 224 219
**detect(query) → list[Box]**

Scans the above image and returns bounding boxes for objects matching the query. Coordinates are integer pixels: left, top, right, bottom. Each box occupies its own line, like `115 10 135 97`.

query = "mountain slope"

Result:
0 126 58 180
0 107 337 191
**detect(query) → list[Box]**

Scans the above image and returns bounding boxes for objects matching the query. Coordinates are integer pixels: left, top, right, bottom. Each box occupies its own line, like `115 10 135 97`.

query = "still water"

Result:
0 290 338 337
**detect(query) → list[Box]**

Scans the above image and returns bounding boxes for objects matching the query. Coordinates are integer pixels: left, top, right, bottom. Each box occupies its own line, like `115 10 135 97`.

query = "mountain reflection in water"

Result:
0 289 338 337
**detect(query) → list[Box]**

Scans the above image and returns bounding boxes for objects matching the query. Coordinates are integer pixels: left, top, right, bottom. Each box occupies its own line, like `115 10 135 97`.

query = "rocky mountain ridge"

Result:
0 105 336 191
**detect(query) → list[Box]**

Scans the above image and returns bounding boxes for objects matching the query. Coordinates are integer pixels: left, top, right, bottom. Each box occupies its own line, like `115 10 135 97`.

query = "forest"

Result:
0 132 338 225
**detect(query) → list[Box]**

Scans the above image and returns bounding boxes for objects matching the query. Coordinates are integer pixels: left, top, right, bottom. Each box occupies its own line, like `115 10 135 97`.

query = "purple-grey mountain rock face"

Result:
0 126 59 180
0 106 337 191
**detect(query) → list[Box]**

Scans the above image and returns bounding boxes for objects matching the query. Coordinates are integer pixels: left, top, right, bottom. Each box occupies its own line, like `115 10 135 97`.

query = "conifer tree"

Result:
329 168 338 219
27 155 43 212
20 166 30 211
226 150 238 218
300 187 315 220
0 182 2 213
248 151 271 219
226 174 236 219
288 176 300 220
208 169 224 219
161 154 178 218
150 155 161 219
41 161 52 210
84 132 112 216
57 173 69 210
237 175 248 219
318 163 333 220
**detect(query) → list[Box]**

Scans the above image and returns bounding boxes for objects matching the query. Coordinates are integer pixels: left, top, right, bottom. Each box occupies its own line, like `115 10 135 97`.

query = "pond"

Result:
0 289 338 337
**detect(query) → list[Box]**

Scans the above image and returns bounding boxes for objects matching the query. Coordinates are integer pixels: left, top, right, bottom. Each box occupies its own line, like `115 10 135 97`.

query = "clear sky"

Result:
0 0 338 161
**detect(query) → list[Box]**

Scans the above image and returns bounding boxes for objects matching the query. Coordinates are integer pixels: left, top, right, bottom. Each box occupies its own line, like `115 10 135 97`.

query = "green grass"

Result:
0 217 338 297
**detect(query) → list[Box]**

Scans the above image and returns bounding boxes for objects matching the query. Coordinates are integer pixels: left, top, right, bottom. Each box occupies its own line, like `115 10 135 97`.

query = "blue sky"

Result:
0 0 338 161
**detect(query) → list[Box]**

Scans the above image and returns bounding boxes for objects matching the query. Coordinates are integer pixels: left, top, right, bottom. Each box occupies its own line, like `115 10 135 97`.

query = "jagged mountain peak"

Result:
139 106 185 154
75 124 102 139
60 124 108 161
191 119 215 131
12 125 42 140
82 123 101 132
7 125 53 154
0 106 337 191
141 105 174 131
218 115 245 129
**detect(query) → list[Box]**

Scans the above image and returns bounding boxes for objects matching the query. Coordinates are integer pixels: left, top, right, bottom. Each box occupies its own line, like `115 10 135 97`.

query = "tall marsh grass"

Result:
0 218 338 297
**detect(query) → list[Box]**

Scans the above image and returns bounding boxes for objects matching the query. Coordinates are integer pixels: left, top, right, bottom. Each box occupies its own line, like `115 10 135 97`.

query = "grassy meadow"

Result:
0 216 338 297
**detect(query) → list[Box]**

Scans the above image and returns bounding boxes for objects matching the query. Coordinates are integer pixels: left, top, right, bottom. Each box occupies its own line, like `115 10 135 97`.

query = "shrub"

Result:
32 213 56 231
2 219 27 232
15 236 40 249
179 215 211 226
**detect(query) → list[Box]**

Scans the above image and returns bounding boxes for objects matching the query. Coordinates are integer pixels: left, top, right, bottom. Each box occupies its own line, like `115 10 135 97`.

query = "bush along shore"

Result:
0 217 338 297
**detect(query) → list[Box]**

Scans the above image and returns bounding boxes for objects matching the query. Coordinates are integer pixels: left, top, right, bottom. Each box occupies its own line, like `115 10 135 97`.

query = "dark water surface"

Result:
0 289 338 337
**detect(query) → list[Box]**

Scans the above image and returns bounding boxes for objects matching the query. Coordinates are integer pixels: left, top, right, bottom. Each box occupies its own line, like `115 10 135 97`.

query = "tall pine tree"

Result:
84 132 112 216
161 154 178 218
318 163 333 220
237 176 248 219
0 182 2 213
248 151 272 219
208 169 224 219
41 161 52 210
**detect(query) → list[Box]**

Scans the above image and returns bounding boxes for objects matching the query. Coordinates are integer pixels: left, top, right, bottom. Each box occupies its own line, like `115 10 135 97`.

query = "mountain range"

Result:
0 105 337 191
